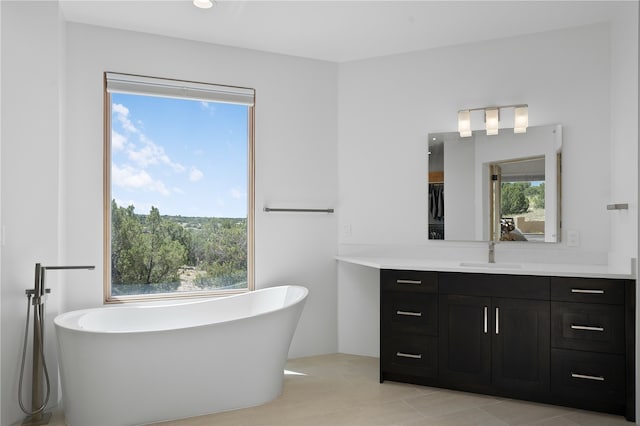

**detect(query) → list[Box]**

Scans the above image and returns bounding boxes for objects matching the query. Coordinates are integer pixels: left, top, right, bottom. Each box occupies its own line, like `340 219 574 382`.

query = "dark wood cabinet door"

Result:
492 297 550 398
438 294 491 389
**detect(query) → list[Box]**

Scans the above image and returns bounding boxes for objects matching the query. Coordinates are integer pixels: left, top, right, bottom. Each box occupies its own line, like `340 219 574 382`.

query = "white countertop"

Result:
336 256 636 279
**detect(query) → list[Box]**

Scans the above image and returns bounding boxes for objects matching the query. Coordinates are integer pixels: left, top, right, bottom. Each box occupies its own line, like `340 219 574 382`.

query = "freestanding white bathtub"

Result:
54 285 308 426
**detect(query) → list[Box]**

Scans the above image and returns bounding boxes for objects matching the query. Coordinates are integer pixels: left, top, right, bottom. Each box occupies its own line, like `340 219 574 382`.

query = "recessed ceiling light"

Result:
193 0 213 9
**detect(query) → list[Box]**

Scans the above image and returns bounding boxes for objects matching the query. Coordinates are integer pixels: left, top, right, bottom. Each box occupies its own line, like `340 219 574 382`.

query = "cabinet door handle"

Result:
396 279 422 285
483 306 488 333
396 310 422 317
571 373 605 382
571 288 605 294
571 324 604 332
495 307 499 334
396 352 422 359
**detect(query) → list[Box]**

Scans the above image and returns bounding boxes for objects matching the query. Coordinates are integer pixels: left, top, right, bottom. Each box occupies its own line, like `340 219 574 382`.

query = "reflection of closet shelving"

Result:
428 173 444 239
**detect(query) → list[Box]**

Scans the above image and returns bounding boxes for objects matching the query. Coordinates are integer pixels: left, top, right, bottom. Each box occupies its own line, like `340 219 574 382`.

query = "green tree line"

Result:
501 182 545 215
111 200 247 290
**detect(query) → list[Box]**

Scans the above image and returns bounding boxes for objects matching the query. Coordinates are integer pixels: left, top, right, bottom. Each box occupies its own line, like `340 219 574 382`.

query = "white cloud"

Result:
112 163 170 196
112 102 184 173
229 187 245 199
112 103 139 134
111 130 127 151
128 134 185 173
112 103 129 116
189 167 204 182
200 101 216 115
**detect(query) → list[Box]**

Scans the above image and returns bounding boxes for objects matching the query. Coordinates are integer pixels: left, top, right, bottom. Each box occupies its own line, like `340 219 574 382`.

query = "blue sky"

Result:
111 93 248 218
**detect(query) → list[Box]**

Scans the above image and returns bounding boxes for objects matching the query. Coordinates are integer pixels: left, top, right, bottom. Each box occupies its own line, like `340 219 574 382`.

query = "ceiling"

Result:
59 1 631 63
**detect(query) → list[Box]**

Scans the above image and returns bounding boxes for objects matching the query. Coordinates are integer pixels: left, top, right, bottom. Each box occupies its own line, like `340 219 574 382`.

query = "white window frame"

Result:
103 72 255 303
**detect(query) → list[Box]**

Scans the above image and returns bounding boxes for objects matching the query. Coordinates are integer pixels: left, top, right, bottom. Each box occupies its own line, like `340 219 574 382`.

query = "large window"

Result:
104 73 254 302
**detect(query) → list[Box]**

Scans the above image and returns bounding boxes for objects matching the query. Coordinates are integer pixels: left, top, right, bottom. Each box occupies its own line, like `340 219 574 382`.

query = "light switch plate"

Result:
566 230 579 247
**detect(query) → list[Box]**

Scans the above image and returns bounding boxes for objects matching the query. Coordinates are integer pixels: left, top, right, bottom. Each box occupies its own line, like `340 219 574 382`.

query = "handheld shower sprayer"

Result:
19 263 95 426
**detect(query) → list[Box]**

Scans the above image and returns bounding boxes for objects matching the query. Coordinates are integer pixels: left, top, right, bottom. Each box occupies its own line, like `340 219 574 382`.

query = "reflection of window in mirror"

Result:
489 156 546 242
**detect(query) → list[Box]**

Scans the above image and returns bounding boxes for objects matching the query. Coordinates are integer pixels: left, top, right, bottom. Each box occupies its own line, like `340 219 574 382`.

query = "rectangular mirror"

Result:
428 124 562 242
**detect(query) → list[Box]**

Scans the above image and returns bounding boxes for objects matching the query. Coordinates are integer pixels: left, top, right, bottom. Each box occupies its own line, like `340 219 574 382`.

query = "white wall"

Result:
337 19 638 356
338 23 614 250
444 137 474 240
62 23 338 353
1 2 67 425
609 9 639 270
1 9 338 426
0 2 3 423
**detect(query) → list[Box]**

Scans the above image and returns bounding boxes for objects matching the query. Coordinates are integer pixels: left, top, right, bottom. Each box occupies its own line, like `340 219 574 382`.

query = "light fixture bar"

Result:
456 104 528 137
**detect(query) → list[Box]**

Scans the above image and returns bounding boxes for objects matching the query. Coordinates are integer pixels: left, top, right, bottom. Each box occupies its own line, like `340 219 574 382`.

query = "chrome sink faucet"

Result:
488 241 496 263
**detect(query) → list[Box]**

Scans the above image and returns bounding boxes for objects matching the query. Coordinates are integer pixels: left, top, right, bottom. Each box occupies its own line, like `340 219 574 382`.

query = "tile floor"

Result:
40 353 631 426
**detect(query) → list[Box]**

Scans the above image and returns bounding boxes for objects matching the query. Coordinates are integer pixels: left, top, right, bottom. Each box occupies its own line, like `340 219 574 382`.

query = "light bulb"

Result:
514 105 528 134
458 110 472 137
485 108 499 136
193 0 213 9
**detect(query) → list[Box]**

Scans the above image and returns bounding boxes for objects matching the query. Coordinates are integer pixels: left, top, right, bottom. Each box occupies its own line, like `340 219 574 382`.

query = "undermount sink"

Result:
459 261 523 269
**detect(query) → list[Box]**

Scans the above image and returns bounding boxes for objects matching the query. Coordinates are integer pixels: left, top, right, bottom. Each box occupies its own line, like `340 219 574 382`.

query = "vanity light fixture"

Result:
485 107 500 135
457 110 472 137
457 104 528 137
193 0 214 9
513 105 529 133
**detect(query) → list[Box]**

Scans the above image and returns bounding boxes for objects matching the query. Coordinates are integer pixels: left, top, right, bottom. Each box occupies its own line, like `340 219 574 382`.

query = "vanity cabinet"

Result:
380 270 438 384
438 273 550 400
379 269 635 422
549 277 634 417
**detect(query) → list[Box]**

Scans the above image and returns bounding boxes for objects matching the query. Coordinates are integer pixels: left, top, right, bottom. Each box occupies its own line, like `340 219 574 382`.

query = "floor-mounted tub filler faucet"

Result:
19 263 95 426
488 241 496 263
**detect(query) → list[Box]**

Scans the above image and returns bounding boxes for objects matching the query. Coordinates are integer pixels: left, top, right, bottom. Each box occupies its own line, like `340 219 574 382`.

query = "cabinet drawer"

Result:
439 272 549 300
551 302 624 354
551 277 625 305
551 348 625 414
381 334 437 379
381 270 437 294
382 292 437 335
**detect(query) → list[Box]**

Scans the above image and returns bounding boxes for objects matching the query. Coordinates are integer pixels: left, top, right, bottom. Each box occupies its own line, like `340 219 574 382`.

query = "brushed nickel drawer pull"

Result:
396 279 422 285
571 324 604 332
571 373 605 382
495 307 499 335
571 288 605 294
396 352 422 359
396 310 422 317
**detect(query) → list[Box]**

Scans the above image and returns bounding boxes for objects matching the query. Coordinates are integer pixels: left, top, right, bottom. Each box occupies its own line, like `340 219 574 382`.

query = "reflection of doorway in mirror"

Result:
490 164 502 241
490 156 546 242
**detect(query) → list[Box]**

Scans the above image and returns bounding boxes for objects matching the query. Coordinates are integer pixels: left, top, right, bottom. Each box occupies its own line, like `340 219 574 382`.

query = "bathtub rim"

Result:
54 284 308 335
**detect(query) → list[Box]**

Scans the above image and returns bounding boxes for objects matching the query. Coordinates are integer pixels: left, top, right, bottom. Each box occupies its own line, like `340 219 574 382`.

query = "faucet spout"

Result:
488 241 496 264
